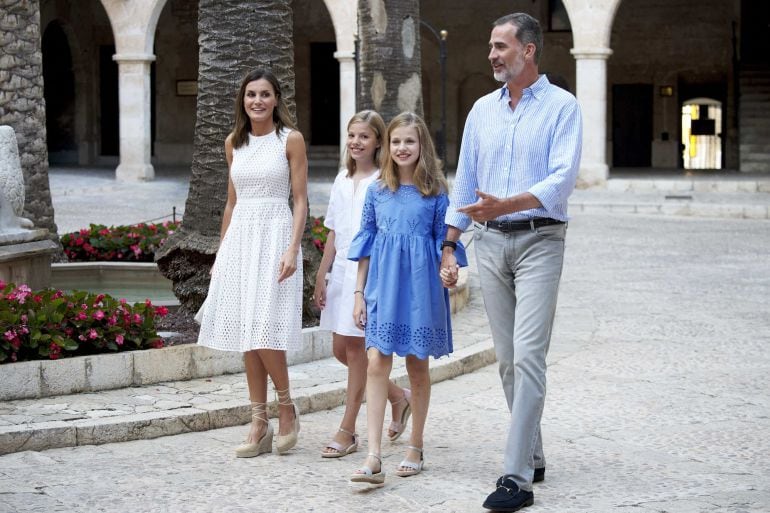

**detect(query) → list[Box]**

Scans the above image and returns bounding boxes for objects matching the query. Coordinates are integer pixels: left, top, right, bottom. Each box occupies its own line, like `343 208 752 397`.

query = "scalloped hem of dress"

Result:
364 343 452 361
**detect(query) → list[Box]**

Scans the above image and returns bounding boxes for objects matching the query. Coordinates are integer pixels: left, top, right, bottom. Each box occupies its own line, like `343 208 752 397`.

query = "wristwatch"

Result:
441 240 457 251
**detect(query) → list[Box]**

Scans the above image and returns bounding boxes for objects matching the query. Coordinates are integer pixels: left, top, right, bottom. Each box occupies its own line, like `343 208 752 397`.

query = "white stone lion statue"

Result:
0 125 34 231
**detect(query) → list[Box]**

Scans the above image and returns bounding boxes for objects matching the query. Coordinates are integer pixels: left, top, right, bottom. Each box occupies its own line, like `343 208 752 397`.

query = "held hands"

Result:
456 189 505 223
277 248 299 283
353 293 367 329
440 252 460 289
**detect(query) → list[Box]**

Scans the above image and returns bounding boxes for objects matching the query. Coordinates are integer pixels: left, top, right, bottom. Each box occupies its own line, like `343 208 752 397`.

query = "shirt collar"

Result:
498 74 550 101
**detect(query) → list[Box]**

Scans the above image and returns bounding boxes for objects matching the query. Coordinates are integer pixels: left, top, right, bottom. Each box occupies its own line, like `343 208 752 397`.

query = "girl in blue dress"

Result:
348 112 467 484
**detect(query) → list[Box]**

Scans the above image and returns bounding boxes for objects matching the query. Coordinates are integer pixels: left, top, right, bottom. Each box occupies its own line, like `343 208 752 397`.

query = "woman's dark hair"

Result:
231 68 296 148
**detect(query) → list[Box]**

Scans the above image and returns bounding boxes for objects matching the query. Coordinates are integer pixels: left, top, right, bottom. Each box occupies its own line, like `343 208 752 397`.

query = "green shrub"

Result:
0 280 168 364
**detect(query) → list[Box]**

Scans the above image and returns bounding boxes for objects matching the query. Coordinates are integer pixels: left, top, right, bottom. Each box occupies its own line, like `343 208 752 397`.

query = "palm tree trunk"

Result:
156 0 295 313
357 0 423 121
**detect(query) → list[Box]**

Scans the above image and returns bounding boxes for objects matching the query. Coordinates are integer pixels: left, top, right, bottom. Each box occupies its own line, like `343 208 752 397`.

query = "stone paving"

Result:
1 212 769 512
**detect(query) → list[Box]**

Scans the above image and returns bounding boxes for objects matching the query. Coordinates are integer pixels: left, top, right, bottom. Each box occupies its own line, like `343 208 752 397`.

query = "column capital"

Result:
570 47 613 60
334 50 356 62
112 53 156 63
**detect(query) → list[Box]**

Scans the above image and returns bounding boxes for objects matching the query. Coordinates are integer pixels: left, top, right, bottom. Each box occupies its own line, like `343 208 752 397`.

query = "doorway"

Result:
42 22 76 164
612 84 653 167
681 99 722 169
741 0 770 65
310 42 340 145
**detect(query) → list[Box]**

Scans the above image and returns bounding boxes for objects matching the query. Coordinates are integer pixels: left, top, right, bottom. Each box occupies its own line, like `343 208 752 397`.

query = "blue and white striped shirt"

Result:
446 75 582 231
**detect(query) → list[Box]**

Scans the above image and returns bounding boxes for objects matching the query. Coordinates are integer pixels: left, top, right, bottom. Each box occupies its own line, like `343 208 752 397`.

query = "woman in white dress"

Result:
197 69 307 458
314 111 411 458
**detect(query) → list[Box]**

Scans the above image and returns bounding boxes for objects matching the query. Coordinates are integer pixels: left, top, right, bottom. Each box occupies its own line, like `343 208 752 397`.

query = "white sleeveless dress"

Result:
196 128 302 352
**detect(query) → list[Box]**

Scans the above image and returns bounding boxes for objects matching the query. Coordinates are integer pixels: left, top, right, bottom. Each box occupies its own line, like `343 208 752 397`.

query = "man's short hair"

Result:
493 13 543 64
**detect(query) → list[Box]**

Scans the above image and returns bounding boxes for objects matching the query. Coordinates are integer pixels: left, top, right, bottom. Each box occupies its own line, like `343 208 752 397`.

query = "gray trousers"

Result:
474 222 566 491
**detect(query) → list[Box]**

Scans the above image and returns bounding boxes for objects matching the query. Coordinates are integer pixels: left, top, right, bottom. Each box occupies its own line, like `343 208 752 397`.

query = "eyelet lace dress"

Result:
347 181 467 359
196 128 302 352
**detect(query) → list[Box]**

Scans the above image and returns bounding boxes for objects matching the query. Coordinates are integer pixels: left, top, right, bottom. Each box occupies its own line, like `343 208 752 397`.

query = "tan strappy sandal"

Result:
394 445 425 477
350 453 385 484
321 428 359 458
234 402 273 458
275 387 300 454
388 388 411 442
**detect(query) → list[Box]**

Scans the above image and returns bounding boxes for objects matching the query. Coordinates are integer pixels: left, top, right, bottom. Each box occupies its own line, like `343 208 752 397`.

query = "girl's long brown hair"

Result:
344 110 386 178
380 112 447 196
230 69 296 149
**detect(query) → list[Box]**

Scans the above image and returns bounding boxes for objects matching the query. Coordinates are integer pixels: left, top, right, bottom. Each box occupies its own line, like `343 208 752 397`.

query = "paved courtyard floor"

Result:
1 212 768 512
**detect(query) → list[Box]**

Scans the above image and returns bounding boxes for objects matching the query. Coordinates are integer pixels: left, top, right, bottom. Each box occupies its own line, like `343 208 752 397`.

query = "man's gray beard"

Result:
493 71 508 82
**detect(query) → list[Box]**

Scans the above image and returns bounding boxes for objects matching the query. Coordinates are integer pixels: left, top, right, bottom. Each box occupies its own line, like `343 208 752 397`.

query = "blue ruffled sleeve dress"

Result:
348 181 467 360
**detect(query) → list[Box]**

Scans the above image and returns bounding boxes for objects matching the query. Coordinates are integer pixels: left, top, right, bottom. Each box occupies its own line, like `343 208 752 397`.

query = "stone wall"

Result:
0 0 57 234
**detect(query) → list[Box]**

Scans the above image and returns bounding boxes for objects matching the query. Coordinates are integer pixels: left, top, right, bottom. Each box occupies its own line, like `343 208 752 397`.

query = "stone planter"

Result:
0 327 332 401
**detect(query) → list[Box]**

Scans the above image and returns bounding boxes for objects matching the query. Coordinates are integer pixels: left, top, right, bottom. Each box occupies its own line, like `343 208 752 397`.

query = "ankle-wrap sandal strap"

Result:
250 402 268 423
338 427 356 437
274 387 293 406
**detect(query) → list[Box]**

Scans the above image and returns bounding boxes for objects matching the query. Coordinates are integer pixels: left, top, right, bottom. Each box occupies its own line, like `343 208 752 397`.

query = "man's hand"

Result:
456 189 507 222
440 251 459 289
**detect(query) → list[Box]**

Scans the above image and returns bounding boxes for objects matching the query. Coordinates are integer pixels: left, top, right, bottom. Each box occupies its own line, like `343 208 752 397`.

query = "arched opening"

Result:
610 0 736 171
681 98 722 170
153 0 198 165
42 21 77 164
294 0 339 175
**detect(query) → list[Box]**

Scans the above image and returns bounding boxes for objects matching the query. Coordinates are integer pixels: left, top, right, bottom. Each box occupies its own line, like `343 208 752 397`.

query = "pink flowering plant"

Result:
60 221 180 262
308 216 329 253
0 280 168 364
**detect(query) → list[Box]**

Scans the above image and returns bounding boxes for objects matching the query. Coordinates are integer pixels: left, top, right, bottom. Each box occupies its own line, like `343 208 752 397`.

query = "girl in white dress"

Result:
314 111 412 458
197 69 307 458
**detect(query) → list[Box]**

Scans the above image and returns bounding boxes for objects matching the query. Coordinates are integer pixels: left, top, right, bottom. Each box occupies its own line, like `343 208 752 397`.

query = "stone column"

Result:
334 50 356 156
113 53 155 181
571 47 612 187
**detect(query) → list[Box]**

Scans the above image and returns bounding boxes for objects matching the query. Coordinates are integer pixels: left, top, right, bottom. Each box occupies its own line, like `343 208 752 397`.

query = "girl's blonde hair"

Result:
344 110 386 178
380 111 447 196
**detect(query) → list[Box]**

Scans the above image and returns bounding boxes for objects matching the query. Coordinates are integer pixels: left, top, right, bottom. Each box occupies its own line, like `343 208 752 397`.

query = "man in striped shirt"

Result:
440 12 582 512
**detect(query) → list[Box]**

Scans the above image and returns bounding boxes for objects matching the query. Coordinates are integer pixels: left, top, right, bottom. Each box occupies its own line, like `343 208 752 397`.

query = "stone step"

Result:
307 145 341 159
740 134 770 144
741 153 770 163
0 339 497 455
740 80 770 86
739 144 770 153
740 93 770 102
740 162 770 172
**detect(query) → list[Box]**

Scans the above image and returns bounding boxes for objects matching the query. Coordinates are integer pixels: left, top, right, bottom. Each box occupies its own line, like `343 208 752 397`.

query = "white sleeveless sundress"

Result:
196 127 302 352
